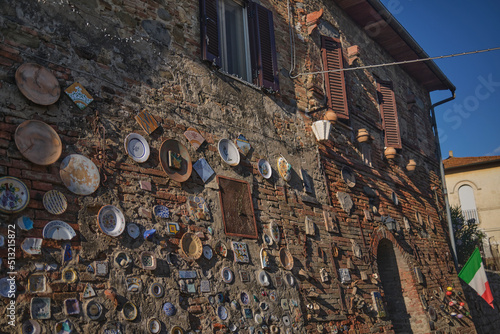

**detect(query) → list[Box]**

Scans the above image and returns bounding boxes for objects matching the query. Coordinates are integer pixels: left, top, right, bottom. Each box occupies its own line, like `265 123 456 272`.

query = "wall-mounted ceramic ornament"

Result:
229 241 249 263
163 302 176 317
337 192 353 214
16 63 61 105
178 270 197 279
218 139 240 166
86 301 103 321
0 176 30 214
200 280 210 293
270 221 280 243
61 267 78 283
153 205 169 219
360 271 368 281
147 318 161 334
280 299 289 310
83 283 96 299
65 82 93 109
260 248 270 269
363 209 372 222
94 261 108 276
403 217 411 231
235 134 251 156
257 270 270 286
42 220 76 240
60 154 100 196
31 297 51 319
28 273 46 293
277 156 292 182
127 278 142 293
244 308 253 319
64 298 80 315
21 238 42 255
17 216 34 231
140 251 157 270
269 290 277 302
282 315 291 327
415 267 425 285
320 268 329 282
124 133 150 163
391 191 399 205
144 229 156 240
221 267 234 283
54 320 74 334
351 239 362 258
135 110 159 135
239 270 250 283
338 268 351 284
22 320 41 334
415 211 423 225
215 241 228 257
371 291 387 318
43 190 67 215
262 232 273 246
305 217 316 236
62 244 72 264
300 169 314 194
427 215 435 230
179 232 203 261
217 305 228 320
123 301 138 321
323 210 339 233
160 139 192 182
127 223 140 239
279 247 294 271
275 275 283 288
285 273 295 287
193 158 215 183
166 222 180 235
184 127 205 150
258 159 272 179
149 283 164 298
187 195 210 221
341 166 356 188
97 205 126 237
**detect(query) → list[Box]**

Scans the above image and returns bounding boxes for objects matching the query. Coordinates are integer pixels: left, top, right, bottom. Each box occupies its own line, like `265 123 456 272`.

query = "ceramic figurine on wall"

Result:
260 247 270 269
320 268 329 282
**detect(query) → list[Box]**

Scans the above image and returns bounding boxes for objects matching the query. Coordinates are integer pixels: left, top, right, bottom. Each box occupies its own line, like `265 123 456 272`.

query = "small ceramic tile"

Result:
184 127 205 150
235 134 251 156
280 299 289 310
31 297 51 320
179 270 197 279
65 82 93 110
168 151 182 169
193 158 215 183
126 277 142 292
187 195 210 221
139 180 152 191
200 280 210 293
83 283 96 299
28 274 46 293
166 222 180 235
239 270 250 283
187 283 197 293
231 241 250 263
134 110 159 135
94 261 108 276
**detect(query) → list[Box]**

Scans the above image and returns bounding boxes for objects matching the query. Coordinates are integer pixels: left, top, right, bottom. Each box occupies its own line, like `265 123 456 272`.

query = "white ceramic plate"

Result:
217 139 240 166
124 133 150 163
127 223 140 239
257 270 270 286
42 220 76 240
0 176 30 213
21 238 43 255
258 159 272 179
98 205 126 237
221 267 233 283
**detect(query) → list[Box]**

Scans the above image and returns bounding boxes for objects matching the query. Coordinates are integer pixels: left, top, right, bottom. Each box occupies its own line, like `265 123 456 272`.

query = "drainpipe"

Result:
430 89 458 271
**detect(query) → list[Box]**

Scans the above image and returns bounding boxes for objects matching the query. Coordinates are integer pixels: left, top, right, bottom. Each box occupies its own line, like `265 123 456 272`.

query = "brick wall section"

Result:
0 0 476 333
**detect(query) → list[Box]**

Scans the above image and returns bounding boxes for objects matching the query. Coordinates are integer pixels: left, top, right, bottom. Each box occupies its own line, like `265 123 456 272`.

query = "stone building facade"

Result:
0 0 478 333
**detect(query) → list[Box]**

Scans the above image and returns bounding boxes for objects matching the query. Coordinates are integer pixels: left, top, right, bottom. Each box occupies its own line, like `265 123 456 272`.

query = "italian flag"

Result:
458 248 494 308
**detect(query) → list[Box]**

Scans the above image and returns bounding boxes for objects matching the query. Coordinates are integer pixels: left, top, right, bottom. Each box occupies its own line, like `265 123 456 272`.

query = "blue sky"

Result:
380 0 500 158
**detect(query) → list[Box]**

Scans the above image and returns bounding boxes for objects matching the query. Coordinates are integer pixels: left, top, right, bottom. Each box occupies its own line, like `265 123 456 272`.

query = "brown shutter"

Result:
321 36 349 120
249 3 279 92
377 81 402 149
200 0 221 67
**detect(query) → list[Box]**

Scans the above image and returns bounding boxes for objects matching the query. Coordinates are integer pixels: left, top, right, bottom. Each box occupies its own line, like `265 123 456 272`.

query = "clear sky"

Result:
380 0 500 159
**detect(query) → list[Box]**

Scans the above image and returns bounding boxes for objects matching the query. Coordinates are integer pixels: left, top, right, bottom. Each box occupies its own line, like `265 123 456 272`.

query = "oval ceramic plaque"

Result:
217 139 240 166
15 120 63 165
124 133 150 163
258 159 272 179
97 205 126 237
217 305 228 320
270 221 280 243
43 190 67 215
148 318 161 334
42 220 76 240
277 156 291 182
60 154 100 195
0 176 30 214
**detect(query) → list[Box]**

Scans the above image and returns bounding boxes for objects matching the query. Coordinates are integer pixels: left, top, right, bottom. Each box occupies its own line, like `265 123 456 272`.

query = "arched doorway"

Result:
377 239 430 333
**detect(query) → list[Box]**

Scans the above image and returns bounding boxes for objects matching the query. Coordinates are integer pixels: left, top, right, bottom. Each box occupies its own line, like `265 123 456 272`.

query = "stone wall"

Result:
0 0 477 333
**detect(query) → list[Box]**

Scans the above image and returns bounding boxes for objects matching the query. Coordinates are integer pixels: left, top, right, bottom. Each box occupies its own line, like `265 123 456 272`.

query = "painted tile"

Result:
193 158 215 183
231 241 250 263
184 127 205 150
134 110 159 135
65 82 93 110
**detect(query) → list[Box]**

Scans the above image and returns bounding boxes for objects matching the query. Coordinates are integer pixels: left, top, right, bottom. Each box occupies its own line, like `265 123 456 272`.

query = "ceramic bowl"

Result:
61 268 77 283
124 133 150 163
179 232 203 261
15 120 62 165
15 63 60 105
240 292 250 305
97 205 126 237
42 220 76 240
257 159 272 179
59 154 100 195
217 139 240 166
0 176 30 214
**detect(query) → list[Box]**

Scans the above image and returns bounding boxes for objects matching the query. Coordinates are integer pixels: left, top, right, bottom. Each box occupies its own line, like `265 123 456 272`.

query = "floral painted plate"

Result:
0 176 30 214
97 205 126 237
124 133 150 163
277 156 292 182
42 220 76 240
217 139 240 166
258 159 272 179
43 190 67 215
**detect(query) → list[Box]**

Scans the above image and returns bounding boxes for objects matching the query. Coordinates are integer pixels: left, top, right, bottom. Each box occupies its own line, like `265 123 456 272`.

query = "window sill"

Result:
217 68 262 91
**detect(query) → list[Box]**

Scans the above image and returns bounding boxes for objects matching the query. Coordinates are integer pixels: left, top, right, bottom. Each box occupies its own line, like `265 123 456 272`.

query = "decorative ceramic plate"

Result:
150 283 164 298
0 176 30 214
21 238 43 255
15 63 60 105
217 305 228 321
98 205 126 237
124 133 150 163
15 120 63 165
60 154 100 195
86 300 102 320
257 159 272 179
54 319 73 334
341 166 356 188
61 267 77 283
0 277 15 297
279 247 294 270
270 221 280 243
257 270 270 287
235 134 251 156
240 292 250 305
159 139 192 183
179 232 203 261
122 301 138 321
277 156 291 182
127 223 140 239
215 241 228 257
17 216 34 230
163 302 176 316
203 245 213 260
221 267 234 284
217 139 240 166
148 318 161 334
140 251 157 270
43 190 67 215
21 319 41 334
153 205 169 218
42 220 76 240
285 273 295 287
171 326 184 334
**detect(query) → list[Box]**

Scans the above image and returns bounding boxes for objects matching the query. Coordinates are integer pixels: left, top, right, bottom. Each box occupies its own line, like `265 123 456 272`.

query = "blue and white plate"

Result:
217 305 228 320
163 302 176 316
221 267 233 284
203 245 213 260
124 133 150 163
153 205 169 219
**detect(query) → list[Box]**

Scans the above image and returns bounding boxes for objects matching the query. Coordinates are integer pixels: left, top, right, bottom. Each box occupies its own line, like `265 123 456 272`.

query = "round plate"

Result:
148 318 161 334
217 139 240 166
257 270 270 287
240 292 250 305
15 63 61 105
217 305 228 320
43 190 67 215
341 166 356 188
15 120 63 165
163 302 176 316
124 133 150 163
60 154 100 195
258 159 272 179
122 301 138 321
203 245 213 260
97 205 126 237
279 247 294 270
170 326 184 334
87 301 103 320
61 268 77 283
42 220 76 240
179 232 203 261
215 241 228 257
159 139 192 182
277 156 291 182
0 277 15 297
22 319 41 334
221 267 234 284
127 223 140 239
150 283 164 298
0 176 30 214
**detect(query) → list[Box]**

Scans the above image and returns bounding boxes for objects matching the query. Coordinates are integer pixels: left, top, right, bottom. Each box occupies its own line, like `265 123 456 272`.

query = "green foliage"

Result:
451 205 485 265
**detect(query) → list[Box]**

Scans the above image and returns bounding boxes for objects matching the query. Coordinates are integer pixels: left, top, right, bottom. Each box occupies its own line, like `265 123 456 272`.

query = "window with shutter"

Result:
377 81 402 149
321 36 349 120
199 0 279 91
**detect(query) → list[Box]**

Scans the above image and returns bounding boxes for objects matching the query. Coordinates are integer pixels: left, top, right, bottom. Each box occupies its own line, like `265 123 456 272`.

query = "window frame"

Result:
376 80 402 149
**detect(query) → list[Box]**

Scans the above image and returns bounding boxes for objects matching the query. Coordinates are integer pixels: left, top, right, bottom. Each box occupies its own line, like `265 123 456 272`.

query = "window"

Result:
377 80 402 149
321 36 349 120
200 0 279 91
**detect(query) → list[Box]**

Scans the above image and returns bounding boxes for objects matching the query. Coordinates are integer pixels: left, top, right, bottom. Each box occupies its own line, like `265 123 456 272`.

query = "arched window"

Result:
458 185 478 222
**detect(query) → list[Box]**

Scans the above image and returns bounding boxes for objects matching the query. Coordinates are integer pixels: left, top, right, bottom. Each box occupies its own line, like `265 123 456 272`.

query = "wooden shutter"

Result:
248 3 279 92
321 36 349 120
377 81 402 149
200 0 221 67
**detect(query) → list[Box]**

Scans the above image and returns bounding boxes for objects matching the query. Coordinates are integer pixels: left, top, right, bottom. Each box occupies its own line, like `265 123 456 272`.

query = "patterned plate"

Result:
42 220 76 240
277 156 291 182
0 176 30 214
217 139 240 166
97 205 126 237
124 133 150 163
153 205 169 218
258 159 272 179
43 190 67 215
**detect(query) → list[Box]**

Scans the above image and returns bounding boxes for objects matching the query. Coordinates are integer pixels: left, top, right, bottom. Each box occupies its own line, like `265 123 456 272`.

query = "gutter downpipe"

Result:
430 89 459 271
